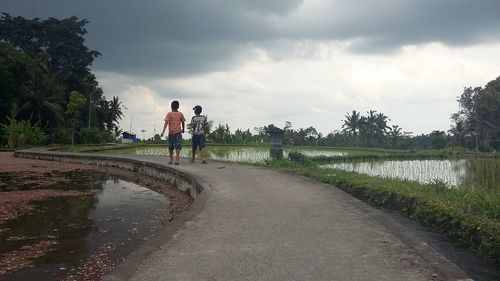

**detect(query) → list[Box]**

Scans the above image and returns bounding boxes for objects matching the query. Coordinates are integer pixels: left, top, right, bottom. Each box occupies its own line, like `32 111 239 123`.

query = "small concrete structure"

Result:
122 132 138 143
267 126 284 159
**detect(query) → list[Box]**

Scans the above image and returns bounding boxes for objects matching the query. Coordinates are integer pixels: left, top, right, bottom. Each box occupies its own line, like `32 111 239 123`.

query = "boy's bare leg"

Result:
175 149 181 164
168 148 174 164
201 148 206 161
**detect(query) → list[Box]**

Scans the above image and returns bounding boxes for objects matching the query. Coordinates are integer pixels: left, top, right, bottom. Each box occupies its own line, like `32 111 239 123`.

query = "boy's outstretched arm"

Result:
181 121 185 133
160 120 168 137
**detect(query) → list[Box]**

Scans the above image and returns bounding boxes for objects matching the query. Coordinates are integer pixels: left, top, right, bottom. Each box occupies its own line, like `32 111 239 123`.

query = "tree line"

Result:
0 14 124 147
176 76 499 151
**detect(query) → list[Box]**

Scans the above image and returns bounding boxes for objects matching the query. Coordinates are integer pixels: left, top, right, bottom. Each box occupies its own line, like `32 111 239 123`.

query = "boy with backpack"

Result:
190 105 207 164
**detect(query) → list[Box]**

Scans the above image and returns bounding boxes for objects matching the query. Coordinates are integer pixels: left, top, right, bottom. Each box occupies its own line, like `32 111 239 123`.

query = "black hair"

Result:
171 100 179 110
193 105 202 114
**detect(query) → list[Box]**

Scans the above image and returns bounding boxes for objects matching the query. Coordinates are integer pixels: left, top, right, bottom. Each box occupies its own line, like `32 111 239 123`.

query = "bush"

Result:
478 144 494 153
49 126 72 145
0 124 7 147
79 127 113 144
288 151 308 163
0 118 47 148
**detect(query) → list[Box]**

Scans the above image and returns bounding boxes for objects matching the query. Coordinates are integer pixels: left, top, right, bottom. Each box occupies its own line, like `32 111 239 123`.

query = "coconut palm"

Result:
374 112 390 146
102 96 124 135
389 125 403 148
109 96 124 124
342 110 361 146
20 58 65 126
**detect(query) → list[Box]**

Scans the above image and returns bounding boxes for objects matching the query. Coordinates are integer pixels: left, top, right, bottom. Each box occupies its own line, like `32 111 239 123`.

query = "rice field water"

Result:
104 145 498 191
321 158 500 190
112 145 347 163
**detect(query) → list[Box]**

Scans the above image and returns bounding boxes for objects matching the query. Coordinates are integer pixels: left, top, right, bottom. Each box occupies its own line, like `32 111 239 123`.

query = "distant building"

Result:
403 131 413 137
122 132 138 143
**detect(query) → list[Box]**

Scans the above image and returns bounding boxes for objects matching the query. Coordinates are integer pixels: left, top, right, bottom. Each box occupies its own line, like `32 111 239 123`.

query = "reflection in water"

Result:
460 158 500 191
131 146 346 163
322 158 499 190
0 172 170 281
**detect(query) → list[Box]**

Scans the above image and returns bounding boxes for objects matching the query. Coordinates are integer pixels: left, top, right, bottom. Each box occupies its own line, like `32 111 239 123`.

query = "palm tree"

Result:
20 57 65 126
102 96 124 135
210 123 231 143
359 110 378 147
342 110 361 147
374 112 390 146
109 96 124 124
389 125 402 148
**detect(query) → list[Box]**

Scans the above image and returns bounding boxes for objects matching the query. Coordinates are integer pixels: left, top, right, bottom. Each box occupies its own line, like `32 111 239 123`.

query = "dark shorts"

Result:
168 133 182 150
192 135 205 150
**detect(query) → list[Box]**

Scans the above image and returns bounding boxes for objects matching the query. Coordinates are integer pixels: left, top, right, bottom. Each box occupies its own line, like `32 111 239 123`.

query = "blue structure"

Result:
122 132 138 143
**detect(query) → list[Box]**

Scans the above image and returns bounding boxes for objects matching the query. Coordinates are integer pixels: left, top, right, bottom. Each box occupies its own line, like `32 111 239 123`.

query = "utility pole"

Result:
88 90 92 129
129 115 133 133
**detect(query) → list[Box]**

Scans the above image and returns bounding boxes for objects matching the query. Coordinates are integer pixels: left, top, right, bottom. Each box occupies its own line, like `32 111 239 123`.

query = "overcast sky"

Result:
2 0 500 138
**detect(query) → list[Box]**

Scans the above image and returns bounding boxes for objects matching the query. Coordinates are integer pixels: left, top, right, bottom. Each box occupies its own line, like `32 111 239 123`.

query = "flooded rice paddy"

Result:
107 145 346 163
106 145 499 190
321 158 500 190
0 171 171 281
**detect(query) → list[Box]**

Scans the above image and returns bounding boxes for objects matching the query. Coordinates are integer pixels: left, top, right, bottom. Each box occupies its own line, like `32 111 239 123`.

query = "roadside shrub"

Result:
426 179 449 194
49 126 72 145
441 146 467 155
79 127 113 144
288 151 316 166
478 144 494 153
0 118 47 148
0 123 7 147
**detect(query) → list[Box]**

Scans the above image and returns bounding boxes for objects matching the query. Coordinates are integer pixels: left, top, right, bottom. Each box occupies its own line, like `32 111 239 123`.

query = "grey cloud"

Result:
2 0 500 77
326 0 500 53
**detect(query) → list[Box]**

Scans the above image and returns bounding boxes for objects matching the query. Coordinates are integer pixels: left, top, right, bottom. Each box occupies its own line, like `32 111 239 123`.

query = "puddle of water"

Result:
0 172 171 281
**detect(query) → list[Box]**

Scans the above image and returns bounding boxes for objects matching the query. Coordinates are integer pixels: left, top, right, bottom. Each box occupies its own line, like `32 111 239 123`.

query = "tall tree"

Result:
342 110 361 146
374 112 390 146
453 76 500 150
0 13 101 95
448 115 468 147
388 125 403 148
0 43 29 125
19 56 65 127
66 91 86 145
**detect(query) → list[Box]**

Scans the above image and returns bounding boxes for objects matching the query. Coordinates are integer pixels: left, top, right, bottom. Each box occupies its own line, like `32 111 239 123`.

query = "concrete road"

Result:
100 155 471 281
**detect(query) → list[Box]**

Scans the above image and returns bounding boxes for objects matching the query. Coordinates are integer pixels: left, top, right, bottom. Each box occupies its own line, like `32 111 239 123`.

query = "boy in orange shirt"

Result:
160 100 185 165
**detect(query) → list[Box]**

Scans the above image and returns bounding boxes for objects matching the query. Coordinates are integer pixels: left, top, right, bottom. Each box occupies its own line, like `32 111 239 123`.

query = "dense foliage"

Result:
0 14 123 147
450 77 500 152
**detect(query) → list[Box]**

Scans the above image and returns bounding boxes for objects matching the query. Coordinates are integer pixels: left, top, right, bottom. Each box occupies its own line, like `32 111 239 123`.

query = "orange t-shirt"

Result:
165 111 185 135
